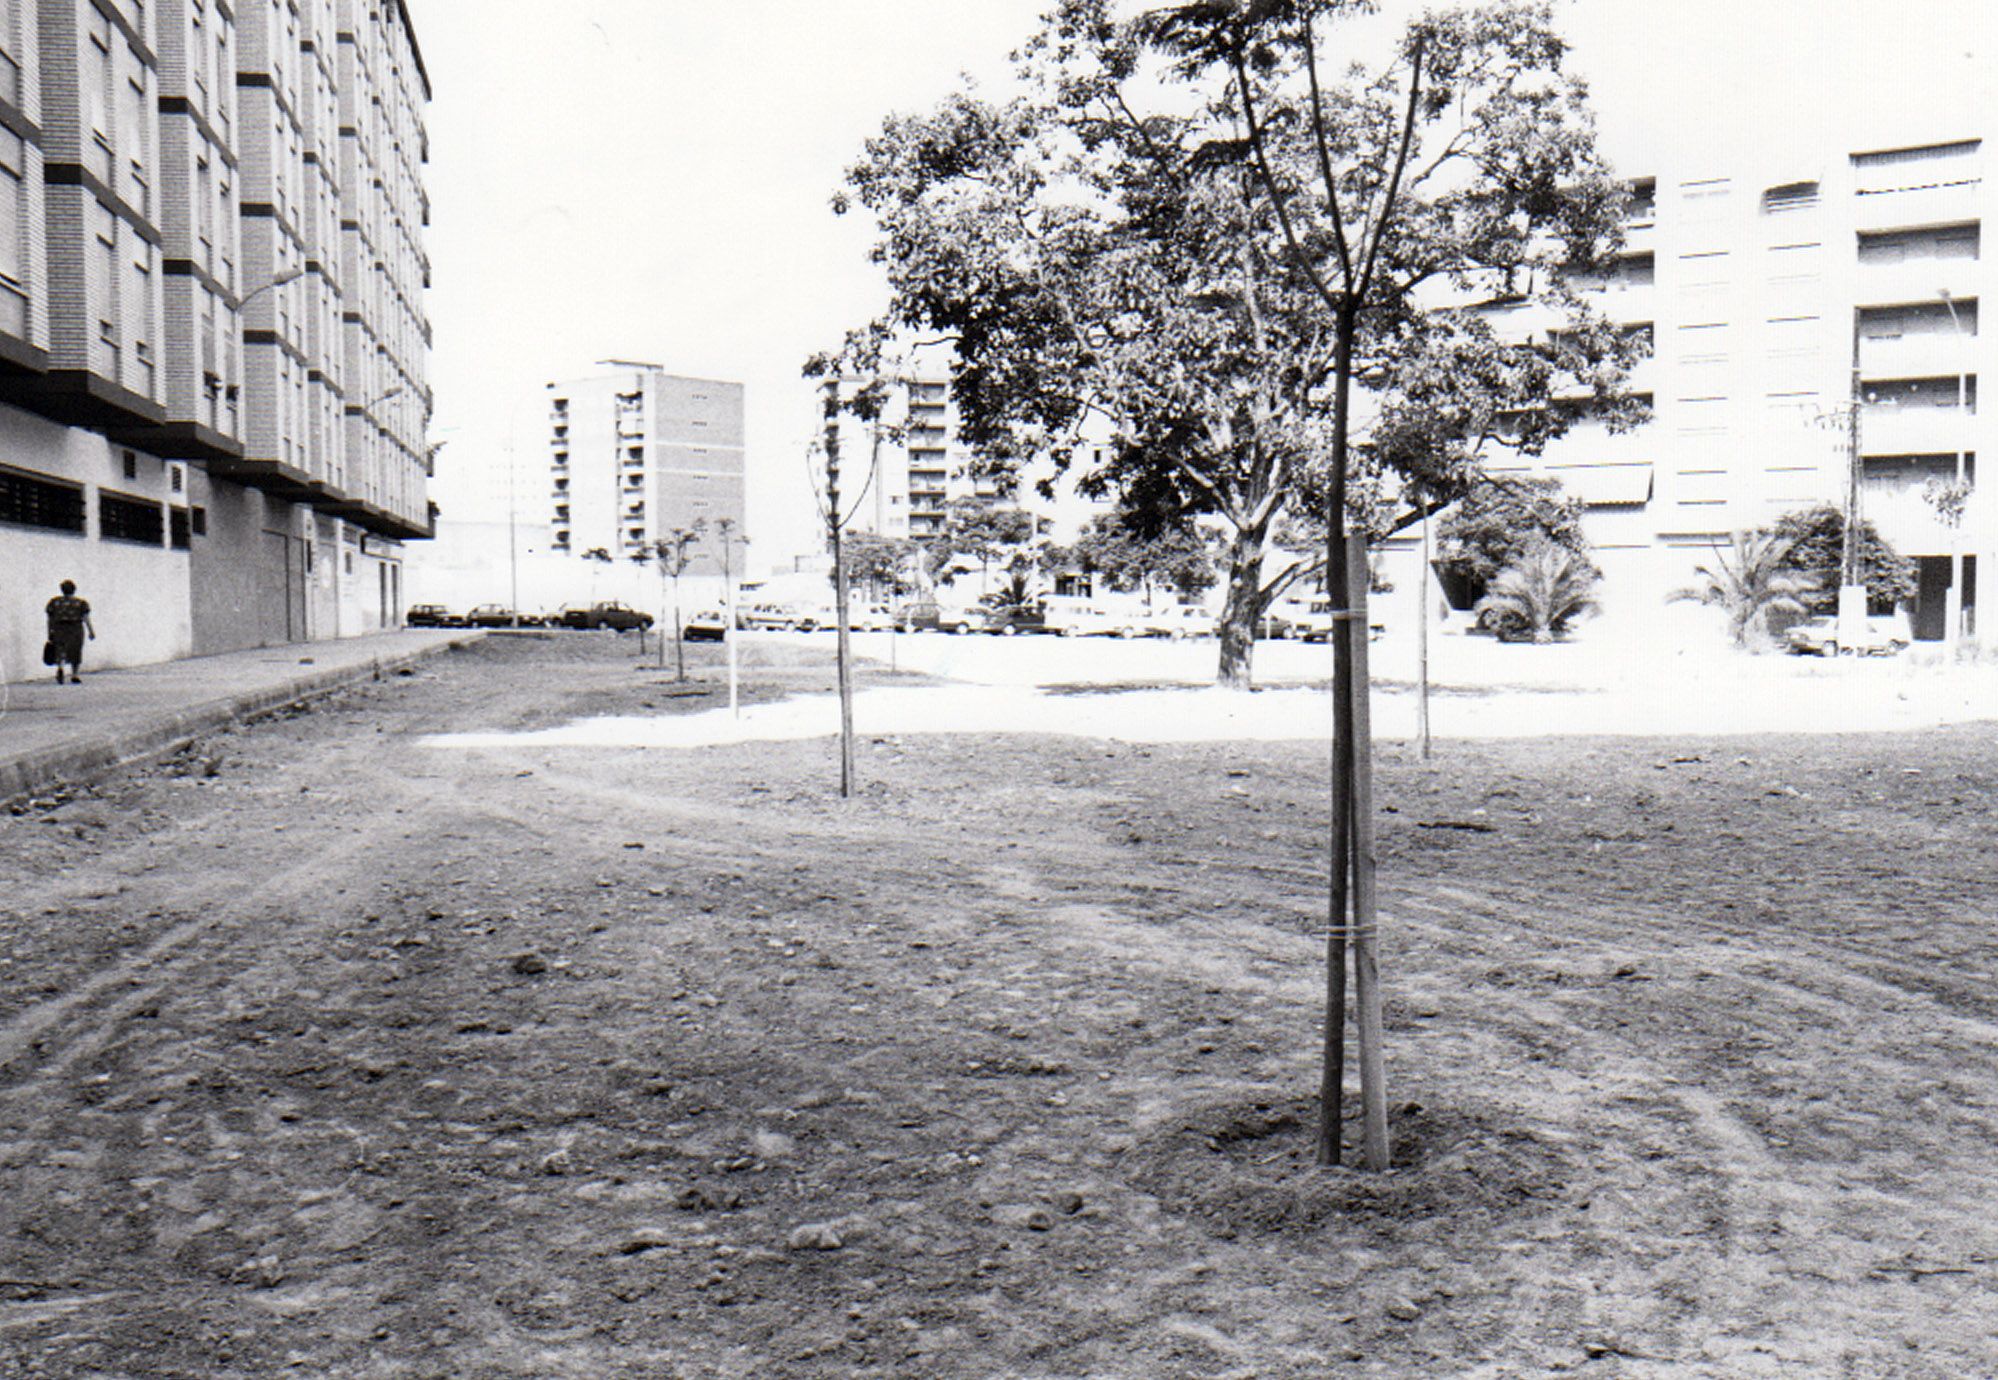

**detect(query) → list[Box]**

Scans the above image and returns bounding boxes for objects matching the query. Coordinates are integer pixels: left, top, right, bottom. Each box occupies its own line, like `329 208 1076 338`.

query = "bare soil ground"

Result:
2 632 1995 1378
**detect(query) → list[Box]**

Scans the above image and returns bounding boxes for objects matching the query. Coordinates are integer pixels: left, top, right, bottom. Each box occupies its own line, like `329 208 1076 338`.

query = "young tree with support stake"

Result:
649 523 705 681
1134 0 1644 1168
798 360 902 799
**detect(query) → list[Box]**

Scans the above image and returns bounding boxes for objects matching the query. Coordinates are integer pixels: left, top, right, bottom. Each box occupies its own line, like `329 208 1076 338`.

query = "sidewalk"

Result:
0 628 483 803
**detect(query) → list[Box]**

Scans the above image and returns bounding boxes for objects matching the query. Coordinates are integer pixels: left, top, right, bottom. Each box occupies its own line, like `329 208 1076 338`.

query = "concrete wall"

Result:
0 405 192 677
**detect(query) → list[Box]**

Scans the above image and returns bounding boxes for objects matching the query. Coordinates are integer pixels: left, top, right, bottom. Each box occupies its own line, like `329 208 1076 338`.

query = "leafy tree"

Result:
930 498 1041 593
837 532 920 601
646 523 706 680
836 0 1644 691
1768 504 1916 616
1475 543 1600 642
1048 511 1218 606
1671 531 1816 648
1435 476 1593 605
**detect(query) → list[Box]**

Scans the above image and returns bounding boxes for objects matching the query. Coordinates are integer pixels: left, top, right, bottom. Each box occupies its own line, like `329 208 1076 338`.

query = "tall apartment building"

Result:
1461 135 1990 642
847 351 1111 553
547 364 746 567
0 0 430 678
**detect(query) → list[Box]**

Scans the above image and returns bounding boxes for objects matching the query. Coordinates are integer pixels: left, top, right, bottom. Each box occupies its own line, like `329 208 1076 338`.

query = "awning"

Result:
1544 463 1653 507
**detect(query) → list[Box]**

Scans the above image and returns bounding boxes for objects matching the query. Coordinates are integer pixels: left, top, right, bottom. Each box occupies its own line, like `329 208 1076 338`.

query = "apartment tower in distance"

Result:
0 0 431 677
1451 135 1991 643
547 364 745 567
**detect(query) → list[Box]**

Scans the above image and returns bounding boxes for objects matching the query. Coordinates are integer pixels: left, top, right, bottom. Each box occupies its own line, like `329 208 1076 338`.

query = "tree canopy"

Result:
836 0 1645 688
1435 474 1592 595
1769 504 1917 615
1047 510 1219 603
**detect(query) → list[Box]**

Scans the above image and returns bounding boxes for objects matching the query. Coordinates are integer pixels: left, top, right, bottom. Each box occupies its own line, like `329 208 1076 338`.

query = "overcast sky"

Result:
417 0 1987 573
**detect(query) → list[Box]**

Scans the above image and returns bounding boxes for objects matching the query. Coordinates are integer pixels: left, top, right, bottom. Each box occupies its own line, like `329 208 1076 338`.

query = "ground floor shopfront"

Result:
0 404 408 683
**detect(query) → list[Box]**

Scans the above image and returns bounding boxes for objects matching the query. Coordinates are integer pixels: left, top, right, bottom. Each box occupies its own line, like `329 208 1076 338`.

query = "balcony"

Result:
1859 332 1978 382
1859 403 1976 458
1854 259 1980 310
1853 179 1983 233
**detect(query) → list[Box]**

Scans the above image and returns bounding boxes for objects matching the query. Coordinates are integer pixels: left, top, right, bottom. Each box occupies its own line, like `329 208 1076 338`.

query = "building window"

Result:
1761 181 1819 214
0 466 87 533
190 505 207 536
169 505 190 548
99 490 165 545
122 450 138 479
0 129 24 334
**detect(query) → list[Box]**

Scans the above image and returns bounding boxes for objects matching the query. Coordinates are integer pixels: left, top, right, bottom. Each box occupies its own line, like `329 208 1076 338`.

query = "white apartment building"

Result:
1455 135 1990 642
0 0 432 677
547 363 745 568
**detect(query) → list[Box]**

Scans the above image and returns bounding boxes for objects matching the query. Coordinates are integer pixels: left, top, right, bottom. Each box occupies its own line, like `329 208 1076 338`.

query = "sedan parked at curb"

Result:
557 602 655 632
405 604 462 628
1785 614 1908 657
464 604 523 628
683 609 728 642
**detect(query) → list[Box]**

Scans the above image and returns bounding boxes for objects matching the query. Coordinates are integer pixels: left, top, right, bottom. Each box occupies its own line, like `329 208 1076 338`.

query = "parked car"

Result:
895 600 943 633
558 601 655 632
852 603 895 632
683 608 728 642
464 603 522 628
1785 613 1909 657
404 604 461 628
964 601 1050 635
1255 608 1296 640
1292 598 1384 642
738 603 797 630
1141 606 1213 640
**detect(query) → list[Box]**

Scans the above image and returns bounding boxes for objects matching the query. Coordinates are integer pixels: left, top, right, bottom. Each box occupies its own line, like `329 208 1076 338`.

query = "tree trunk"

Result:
1215 524 1269 690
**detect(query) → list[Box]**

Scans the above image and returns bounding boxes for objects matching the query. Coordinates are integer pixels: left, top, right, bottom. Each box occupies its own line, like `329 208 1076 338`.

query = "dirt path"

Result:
1 634 1993 1377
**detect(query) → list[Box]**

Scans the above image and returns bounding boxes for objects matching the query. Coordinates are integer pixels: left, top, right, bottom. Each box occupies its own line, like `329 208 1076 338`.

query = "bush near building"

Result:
1768 505 1917 617
1436 476 1596 613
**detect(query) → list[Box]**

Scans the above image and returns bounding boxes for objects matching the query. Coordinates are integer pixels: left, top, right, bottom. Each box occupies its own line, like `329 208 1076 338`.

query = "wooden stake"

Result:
1316 528 1352 1168
1417 512 1432 762
822 383 855 798
1347 539 1389 1171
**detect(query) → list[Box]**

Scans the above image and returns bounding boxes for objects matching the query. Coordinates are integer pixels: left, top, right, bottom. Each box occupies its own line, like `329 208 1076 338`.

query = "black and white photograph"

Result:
1 0 1994 1374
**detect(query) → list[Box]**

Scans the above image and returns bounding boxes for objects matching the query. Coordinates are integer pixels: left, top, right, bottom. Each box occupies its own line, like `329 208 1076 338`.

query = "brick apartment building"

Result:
1425 135 1991 643
0 0 431 679
546 364 745 570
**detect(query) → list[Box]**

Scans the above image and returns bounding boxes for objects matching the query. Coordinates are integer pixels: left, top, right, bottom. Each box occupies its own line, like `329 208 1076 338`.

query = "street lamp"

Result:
238 266 304 309
1937 289 1970 655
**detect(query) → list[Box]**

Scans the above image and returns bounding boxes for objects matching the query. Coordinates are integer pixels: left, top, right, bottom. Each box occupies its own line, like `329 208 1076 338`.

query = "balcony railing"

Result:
1853 179 1983 232
1859 332 1978 383
1853 259 1980 310
1859 405 1976 457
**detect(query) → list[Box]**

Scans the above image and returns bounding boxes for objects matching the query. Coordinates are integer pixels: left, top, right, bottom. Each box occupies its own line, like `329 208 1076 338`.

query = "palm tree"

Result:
1475 543 1601 644
1671 531 1815 647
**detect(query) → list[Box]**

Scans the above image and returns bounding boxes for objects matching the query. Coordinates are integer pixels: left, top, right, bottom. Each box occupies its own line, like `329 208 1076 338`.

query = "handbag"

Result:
41 640 57 667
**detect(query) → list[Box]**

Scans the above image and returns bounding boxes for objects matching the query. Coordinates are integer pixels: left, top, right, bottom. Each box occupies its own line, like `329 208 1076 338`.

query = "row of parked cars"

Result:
737 598 1344 639
409 596 1366 642
406 602 656 632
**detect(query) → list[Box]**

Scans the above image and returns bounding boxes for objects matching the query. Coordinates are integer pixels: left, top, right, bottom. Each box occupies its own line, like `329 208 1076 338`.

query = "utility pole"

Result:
1838 320 1869 647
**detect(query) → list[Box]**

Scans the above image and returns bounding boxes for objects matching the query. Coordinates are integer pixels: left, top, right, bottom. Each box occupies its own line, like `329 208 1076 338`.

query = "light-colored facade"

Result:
547 364 745 568
850 364 1113 552
1455 136 1990 641
0 0 430 680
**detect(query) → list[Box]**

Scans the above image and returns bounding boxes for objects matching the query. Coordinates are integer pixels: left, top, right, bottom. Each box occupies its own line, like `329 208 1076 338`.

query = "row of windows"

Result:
0 466 205 548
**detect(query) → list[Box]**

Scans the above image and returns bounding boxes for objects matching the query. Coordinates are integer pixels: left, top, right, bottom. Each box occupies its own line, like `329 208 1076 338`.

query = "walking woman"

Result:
45 579 95 684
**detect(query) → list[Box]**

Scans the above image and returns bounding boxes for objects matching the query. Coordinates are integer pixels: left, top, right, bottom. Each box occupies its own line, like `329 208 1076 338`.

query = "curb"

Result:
0 632 485 806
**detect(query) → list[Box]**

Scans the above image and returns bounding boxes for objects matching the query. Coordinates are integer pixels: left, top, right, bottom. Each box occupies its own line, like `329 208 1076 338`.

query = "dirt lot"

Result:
2 632 1994 1378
